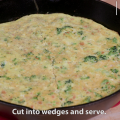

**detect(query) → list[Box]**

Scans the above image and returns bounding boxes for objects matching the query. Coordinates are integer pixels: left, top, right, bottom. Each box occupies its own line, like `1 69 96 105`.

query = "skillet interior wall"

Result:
0 0 120 34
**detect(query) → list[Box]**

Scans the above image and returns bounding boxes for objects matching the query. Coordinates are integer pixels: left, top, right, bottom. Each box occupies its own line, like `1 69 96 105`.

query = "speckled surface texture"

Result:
0 0 119 120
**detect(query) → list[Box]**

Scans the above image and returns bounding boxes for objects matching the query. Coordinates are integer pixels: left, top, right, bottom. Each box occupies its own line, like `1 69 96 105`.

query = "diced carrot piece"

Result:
52 95 55 98
35 57 39 59
73 95 76 99
101 51 104 54
1 90 6 94
48 43 51 45
80 42 84 45
38 101 42 104
31 105 33 109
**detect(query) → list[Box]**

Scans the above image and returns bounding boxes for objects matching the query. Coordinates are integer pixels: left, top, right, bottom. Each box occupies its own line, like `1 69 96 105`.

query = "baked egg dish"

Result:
0 13 120 110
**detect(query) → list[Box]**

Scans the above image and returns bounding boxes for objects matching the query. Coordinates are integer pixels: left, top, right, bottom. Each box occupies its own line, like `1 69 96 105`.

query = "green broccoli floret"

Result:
99 55 107 60
101 79 110 91
30 75 36 79
1 62 5 68
77 31 83 35
110 46 117 52
108 46 117 56
117 46 120 53
65 79 72 84
57 28 62 34
84 56 98 63
84 96 91 103
64 85 72 93
110 69 119 73
106 37 117 43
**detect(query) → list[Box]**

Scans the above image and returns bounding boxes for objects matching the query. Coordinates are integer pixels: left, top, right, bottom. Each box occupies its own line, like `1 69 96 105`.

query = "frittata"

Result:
0 13 120 110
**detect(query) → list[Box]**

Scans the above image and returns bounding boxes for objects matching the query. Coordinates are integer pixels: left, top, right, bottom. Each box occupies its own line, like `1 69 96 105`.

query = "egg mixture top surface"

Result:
0 13 120 110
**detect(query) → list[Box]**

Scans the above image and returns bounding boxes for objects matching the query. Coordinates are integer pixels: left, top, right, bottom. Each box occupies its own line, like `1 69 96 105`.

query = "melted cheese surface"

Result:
0 13 120 110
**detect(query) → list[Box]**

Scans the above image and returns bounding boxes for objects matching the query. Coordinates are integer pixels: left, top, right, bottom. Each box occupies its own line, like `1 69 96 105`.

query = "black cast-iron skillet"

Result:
0 0 120 120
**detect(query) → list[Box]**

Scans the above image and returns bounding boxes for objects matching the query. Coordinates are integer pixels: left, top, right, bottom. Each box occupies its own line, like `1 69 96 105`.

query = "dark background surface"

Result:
0 0 120 33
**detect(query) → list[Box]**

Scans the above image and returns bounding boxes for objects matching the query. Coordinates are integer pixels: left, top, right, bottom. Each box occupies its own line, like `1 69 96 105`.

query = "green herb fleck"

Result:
43 49 49 53
23 88 32 92
33 92 40 100
80 19 84 24
4 38 8 41
64 101 73 106
18 100 25 104
26 52 34 57
60 18 64 21
72 43 77 45
63 58 67 60
30 75 36 79
96 51 101 56
106 38 111 40
65 79 72 84
47 55 51 60
42 76 47 80
48 92 54 95
101 79 110 91
95 92 102 98
44 66 47 68
113 37 117 43
35 56 40 60
6 77 11 80
12 58 16 62
15 36 21 40
82 36 86 40
77 31 83 35
57 26 73 35
111 85 115 88
84 96 91 103
1 62 5 68
81 76 90 80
